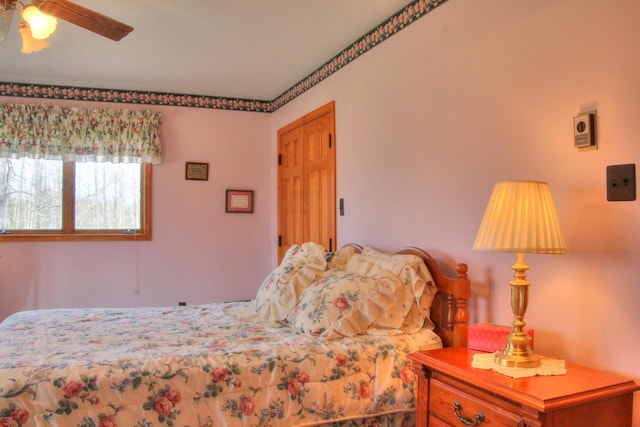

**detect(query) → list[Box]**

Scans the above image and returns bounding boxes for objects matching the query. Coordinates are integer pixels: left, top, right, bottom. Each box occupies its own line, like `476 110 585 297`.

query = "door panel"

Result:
307 168 333 250
278 126 304 262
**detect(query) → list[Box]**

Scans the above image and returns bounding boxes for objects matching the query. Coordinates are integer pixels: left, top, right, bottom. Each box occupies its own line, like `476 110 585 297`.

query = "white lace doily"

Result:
472 352 567 378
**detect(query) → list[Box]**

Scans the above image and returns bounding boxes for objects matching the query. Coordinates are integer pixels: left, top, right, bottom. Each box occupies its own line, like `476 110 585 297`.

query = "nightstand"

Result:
409 347 639 427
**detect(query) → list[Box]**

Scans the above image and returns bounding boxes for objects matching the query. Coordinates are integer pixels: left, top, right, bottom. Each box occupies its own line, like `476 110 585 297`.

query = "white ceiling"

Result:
0 0 415 101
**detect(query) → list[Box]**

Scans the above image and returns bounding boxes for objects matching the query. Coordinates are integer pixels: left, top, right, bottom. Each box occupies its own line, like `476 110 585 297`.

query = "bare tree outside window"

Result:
0 158 63 230
75 162 141 230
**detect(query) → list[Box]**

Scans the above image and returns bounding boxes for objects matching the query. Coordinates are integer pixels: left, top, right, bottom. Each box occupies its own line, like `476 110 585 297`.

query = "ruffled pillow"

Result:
253 242 326 321
344 247 437 332
287 272 406 339
324 245 356 271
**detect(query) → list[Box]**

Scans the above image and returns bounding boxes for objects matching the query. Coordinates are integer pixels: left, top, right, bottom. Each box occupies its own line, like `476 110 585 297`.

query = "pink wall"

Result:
272 0 640 423
0 99 274 318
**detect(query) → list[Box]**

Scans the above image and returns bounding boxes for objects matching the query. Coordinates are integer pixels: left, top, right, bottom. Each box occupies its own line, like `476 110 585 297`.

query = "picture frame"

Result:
226 189 254 213
185 162 209 181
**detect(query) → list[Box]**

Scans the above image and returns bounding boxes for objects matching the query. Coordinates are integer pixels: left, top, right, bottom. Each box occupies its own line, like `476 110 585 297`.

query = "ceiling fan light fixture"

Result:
0 2 15 42
19 19 49 53
22 4 56 39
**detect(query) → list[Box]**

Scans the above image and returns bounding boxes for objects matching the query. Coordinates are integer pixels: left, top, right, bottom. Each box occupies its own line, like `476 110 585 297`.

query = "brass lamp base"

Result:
495 330 540 368
495 252 541 368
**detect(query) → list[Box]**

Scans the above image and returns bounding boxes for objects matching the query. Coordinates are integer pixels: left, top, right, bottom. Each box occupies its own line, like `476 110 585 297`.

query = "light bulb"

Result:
22 5 57 40
19 20 49 54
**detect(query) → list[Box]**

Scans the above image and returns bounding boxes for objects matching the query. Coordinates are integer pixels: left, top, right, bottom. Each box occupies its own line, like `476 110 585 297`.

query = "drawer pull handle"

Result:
453 400 485 426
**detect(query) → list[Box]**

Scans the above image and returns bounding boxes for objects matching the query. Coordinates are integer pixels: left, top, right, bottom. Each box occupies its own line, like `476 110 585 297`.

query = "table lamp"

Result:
473 181 567 368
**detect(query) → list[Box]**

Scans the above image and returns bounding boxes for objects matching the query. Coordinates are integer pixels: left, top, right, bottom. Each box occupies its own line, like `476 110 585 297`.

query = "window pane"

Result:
0 158 63 230
75 163 141 230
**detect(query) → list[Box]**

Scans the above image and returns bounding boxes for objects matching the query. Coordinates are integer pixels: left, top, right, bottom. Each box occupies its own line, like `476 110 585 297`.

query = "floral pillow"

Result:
287 272 407 339
253 242 327 322
324 245 356 271
344 247 437 332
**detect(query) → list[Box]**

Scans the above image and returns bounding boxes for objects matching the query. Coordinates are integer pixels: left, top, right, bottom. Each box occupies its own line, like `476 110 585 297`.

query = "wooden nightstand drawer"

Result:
430 377 523 426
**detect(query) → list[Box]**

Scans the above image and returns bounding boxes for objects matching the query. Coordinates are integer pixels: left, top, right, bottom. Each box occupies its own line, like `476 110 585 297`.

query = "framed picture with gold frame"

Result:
225 189 254 213
185 162 209 181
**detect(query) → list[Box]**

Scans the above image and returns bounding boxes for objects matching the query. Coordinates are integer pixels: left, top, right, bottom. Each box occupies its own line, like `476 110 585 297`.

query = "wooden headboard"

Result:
344 244 470 348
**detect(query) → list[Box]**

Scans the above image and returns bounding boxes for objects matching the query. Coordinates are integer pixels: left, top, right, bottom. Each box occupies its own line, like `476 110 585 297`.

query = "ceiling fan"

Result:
1 0 133 52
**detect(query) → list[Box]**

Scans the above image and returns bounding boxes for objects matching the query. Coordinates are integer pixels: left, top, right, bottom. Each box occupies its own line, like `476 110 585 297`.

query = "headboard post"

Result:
452 263 470 347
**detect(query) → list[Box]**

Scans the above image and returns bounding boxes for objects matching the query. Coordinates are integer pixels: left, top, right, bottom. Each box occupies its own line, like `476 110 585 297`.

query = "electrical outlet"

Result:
607 164 636 201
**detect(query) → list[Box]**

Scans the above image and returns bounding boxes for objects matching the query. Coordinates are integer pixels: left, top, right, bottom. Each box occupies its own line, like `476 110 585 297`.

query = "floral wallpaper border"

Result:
0 0 448 114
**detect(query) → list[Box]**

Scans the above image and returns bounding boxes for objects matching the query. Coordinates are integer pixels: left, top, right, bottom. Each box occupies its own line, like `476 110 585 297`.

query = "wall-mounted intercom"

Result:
573 111 596 149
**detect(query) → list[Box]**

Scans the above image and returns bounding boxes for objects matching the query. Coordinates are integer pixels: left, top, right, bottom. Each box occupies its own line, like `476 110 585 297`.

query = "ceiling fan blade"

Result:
33 0 133 41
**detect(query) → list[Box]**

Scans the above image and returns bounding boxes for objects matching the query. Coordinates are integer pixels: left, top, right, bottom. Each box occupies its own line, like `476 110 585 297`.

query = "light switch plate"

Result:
606 164 636 201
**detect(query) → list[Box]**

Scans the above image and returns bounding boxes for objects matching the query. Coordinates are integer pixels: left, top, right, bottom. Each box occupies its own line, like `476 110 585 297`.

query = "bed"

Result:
0 243 470 427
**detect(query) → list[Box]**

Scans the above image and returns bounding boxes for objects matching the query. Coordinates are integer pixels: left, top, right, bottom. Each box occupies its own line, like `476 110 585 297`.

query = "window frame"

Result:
0 162 152 242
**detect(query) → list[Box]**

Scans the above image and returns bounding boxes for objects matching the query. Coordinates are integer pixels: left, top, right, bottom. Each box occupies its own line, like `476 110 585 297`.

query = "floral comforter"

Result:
0 302 441 427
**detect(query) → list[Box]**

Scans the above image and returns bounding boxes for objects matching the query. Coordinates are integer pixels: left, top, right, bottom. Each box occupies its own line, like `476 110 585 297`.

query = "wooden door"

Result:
277 101 336 263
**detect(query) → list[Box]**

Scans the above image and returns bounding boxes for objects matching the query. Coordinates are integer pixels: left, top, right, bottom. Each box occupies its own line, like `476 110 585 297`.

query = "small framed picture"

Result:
226 189 254 213
185 162 209 181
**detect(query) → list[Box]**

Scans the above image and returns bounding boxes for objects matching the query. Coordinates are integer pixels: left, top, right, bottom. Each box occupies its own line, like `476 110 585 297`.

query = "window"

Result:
0 158 152 241
0 103 162 241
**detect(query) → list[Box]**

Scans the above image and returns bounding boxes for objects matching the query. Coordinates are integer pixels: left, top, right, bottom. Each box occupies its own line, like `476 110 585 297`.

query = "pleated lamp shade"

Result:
473 181 567 254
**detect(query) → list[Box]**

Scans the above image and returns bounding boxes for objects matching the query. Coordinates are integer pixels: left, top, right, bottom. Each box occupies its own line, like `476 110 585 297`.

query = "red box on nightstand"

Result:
468 323 534 353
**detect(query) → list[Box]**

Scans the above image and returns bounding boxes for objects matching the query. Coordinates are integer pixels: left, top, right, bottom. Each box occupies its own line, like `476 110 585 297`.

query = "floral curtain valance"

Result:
0 103 163 164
